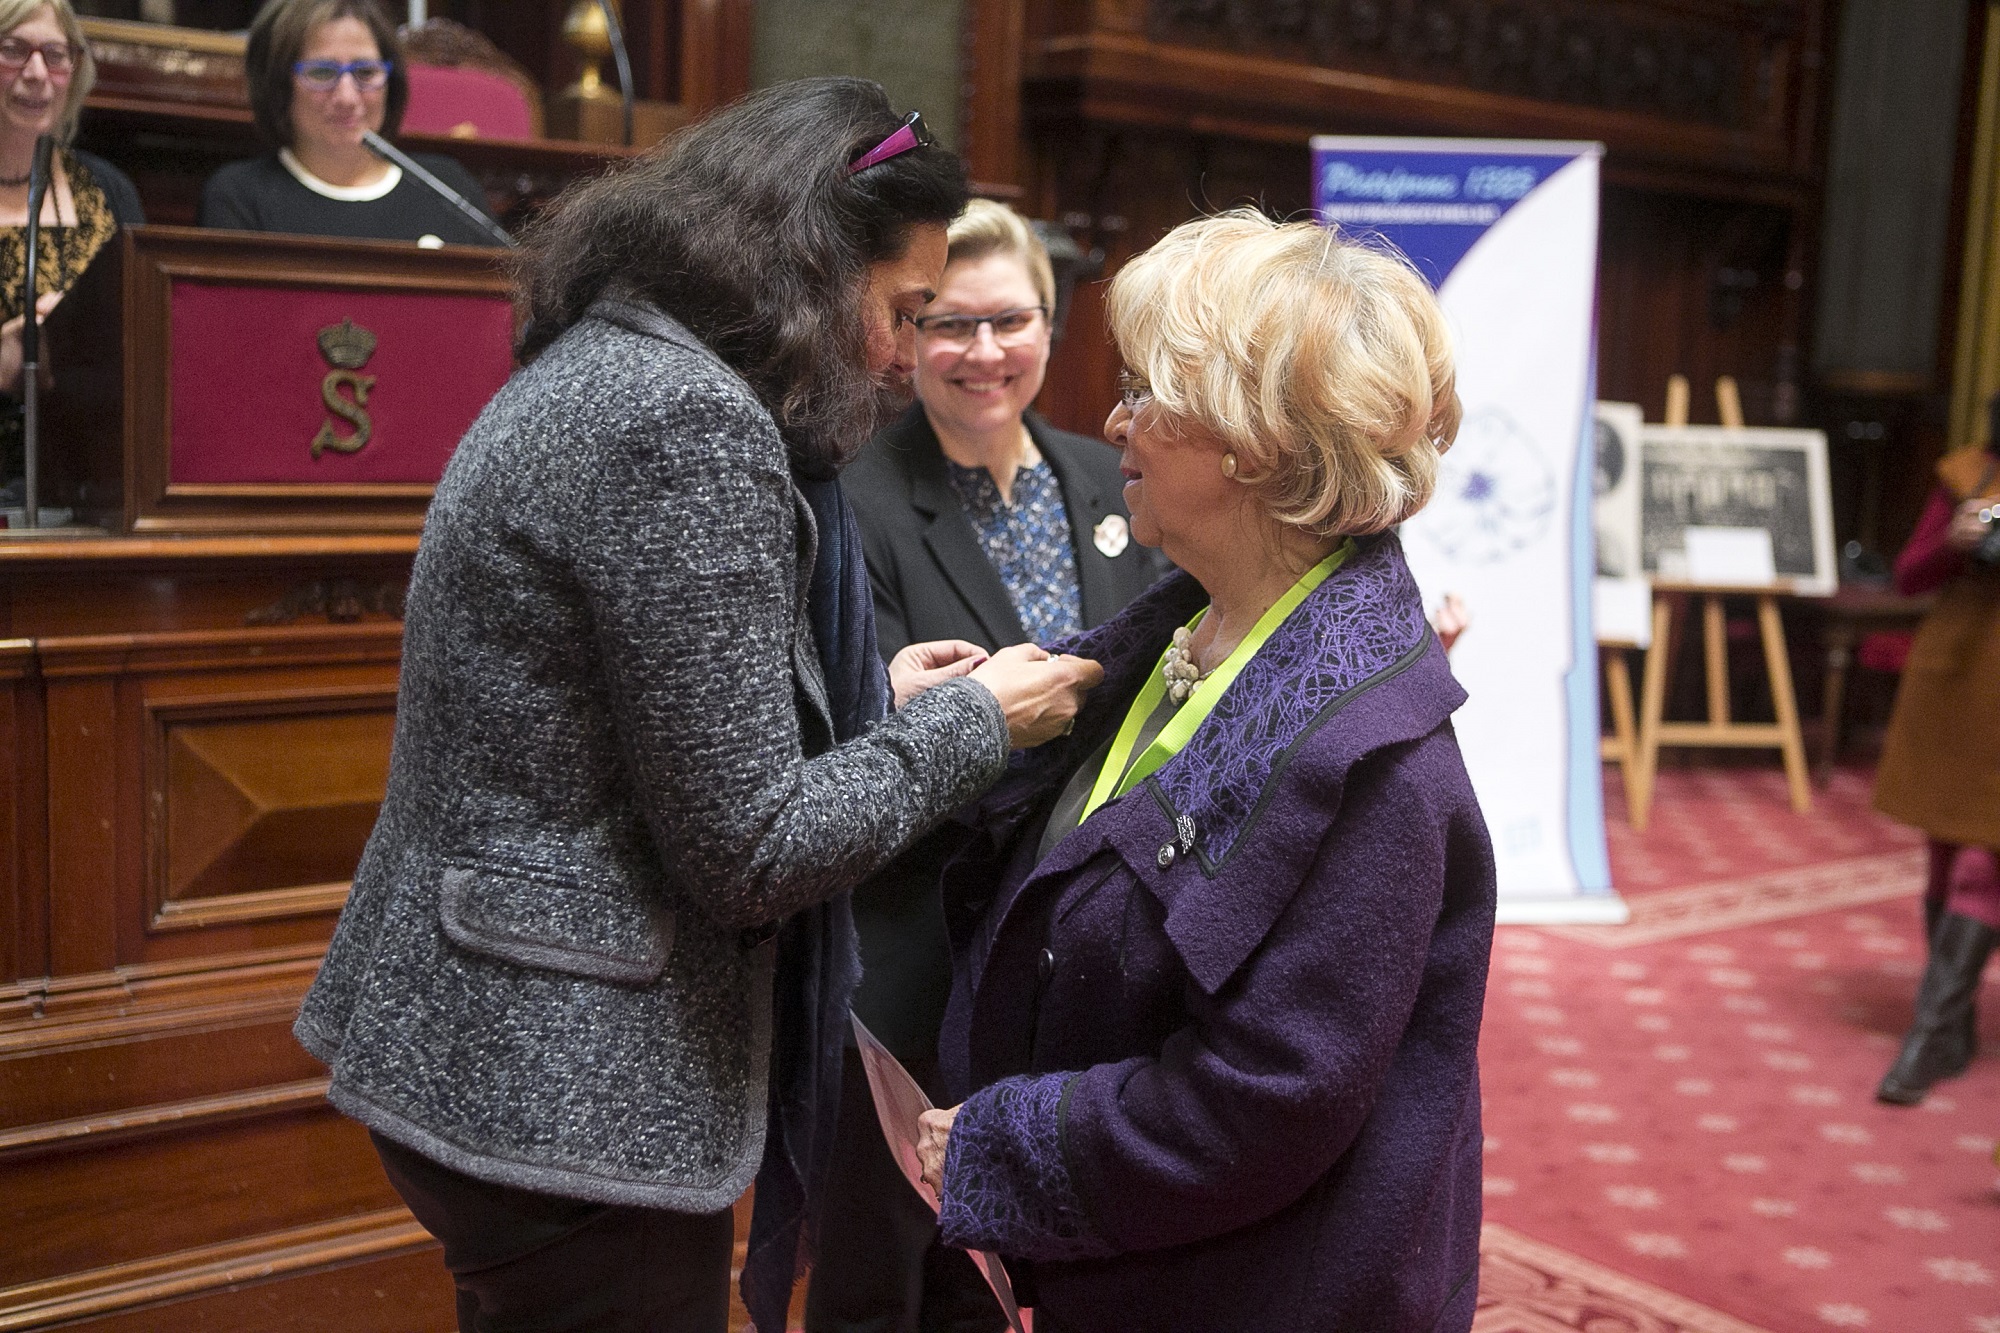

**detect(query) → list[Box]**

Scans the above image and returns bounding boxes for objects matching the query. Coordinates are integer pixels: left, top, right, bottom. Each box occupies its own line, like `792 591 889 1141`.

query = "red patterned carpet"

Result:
1476 763 2000 1333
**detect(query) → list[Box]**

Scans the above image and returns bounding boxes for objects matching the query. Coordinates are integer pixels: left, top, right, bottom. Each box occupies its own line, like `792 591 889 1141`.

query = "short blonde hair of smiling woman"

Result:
945 198 1056 313
1107 208 1461 539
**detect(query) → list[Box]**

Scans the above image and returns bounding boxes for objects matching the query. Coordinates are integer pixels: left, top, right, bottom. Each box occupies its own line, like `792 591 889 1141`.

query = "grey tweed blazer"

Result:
295 298 1010 1211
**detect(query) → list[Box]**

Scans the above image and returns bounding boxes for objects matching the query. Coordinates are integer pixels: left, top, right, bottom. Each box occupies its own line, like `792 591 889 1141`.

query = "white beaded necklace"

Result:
1161 626 1213 705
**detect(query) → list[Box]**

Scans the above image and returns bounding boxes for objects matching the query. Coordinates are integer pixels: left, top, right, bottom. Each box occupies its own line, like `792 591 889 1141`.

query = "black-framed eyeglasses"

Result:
292 58 394 93
1116 369 1153 412
914 305 1048 348
0 38 74 75
848 110 933 175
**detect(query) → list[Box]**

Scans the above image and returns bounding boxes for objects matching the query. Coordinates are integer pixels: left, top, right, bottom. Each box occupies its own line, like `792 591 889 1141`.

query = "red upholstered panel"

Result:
402 64 536 141
1855 629 1914 674
169 280 513 485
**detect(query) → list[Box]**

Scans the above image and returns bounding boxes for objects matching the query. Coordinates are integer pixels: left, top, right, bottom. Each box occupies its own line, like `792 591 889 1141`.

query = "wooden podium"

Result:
0 230 517 1330
37 225 514 534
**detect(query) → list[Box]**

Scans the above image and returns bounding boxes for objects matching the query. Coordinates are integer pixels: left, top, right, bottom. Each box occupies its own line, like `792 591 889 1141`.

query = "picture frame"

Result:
1636 425 1837 596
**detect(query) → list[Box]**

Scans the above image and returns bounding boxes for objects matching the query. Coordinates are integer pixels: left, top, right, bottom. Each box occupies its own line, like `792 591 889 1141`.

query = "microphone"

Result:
19 132 52 529
360 129 517 249
595 0 635 148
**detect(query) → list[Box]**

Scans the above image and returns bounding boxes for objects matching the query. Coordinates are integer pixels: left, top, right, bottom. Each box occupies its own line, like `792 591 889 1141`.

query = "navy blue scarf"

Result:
741 475 886 1332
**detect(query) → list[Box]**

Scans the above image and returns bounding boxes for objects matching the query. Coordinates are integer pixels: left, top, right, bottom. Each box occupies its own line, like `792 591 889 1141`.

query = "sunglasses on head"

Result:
847 111 933 175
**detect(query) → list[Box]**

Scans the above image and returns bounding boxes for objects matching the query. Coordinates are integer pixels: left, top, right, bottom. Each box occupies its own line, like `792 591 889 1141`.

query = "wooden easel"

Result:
1624 375 1813 828
1599 638 1644 824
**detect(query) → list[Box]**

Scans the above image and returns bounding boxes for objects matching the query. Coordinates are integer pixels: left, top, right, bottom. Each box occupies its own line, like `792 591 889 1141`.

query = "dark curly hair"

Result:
245 0 408 148
515 77 968 472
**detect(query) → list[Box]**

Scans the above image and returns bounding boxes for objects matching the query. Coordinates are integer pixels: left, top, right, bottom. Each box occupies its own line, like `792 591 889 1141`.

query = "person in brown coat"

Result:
1872 425 2000 1105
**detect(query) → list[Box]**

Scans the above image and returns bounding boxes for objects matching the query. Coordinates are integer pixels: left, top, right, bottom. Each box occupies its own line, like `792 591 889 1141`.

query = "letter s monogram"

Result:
312 370 376 457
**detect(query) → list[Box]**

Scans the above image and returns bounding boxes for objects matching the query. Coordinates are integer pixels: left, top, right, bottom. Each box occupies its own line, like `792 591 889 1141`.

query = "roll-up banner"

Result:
1312 136 1625 924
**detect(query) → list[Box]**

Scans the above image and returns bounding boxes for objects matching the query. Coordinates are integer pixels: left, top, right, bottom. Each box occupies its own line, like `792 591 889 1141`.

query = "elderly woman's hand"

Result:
890 639 989 709
917 1104 958 1194
970 644 1105 747
1946 495 2000 553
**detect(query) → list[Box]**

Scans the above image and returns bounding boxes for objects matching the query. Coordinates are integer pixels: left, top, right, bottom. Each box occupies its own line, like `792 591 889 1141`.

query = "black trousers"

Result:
803 1048 1008 1333
373 1131 735 1333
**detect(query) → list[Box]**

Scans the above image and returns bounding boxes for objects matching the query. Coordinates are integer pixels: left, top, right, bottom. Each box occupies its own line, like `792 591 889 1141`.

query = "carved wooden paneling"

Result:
1017 0 1826 194
0 532 442 1331
35 625 401 970
155 704 393 927
1 1216 451 1333
0 643 46 991
0 1106 400 1286
0 535 418 639
964 0 1030 186
1003 1 1833 445
1148 0 1782 131
0 1008 322 1134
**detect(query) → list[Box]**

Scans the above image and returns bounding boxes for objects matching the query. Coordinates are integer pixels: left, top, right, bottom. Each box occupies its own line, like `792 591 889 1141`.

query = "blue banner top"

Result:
1310 138 1601 287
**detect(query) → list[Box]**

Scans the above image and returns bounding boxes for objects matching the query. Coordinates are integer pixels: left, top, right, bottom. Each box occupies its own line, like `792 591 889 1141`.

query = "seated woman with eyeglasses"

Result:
198 0 502 247
0 0 145 497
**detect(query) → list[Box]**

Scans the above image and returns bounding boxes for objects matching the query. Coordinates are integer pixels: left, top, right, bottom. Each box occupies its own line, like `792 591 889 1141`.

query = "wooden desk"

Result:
1809 582 1932 782
0 533 438 1333
1633 582 1813 830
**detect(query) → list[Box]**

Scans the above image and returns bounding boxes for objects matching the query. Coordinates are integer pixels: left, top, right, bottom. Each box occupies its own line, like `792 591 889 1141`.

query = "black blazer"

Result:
841 403 1170 1062
845 402 1170 656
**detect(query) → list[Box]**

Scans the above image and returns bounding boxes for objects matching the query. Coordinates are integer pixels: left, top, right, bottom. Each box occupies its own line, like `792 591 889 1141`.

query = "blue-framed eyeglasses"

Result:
292 59 393 93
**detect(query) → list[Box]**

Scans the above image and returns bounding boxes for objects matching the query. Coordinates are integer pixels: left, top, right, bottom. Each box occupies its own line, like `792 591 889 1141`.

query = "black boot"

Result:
1877 913 1996 1105
1920 896 1982 1058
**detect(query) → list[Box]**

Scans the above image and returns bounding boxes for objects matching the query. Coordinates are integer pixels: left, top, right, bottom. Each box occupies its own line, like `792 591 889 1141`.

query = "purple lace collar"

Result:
1015 532 1438 871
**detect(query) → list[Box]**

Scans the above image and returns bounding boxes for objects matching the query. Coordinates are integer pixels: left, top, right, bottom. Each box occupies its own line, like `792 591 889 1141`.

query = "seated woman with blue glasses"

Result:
199 0 502 247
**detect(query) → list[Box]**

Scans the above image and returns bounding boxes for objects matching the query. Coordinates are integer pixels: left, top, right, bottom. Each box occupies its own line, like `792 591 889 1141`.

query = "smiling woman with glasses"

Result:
818 199 1168 1333
197 0 502 247
0 0 144 509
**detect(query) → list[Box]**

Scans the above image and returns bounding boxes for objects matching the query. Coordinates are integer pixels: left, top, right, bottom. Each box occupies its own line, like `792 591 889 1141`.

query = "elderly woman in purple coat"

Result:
913 209 1496 1333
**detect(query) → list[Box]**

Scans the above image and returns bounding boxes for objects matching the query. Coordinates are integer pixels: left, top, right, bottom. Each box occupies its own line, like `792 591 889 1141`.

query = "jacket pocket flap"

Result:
439 864 674 987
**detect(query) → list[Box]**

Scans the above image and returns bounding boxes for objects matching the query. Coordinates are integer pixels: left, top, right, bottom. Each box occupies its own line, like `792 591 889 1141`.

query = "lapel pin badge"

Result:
1093 513 1130 558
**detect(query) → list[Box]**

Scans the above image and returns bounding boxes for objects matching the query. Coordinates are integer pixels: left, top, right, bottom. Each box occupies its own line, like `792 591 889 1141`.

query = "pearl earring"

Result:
1221 453 1238 478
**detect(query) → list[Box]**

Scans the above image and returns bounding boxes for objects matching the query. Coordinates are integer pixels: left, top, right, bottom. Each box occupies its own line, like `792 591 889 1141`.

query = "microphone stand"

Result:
19 133 51 530
596 0 635 147
360 130 517 249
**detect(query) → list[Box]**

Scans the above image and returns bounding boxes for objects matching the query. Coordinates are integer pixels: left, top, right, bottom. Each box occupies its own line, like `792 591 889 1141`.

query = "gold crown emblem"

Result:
317 318 378 370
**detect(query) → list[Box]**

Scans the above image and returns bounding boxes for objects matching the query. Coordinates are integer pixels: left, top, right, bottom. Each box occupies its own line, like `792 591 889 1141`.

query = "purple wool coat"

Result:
933 532 1496 1333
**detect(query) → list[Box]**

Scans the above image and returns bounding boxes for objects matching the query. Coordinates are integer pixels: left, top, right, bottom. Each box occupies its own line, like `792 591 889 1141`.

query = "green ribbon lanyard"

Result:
1078 539 1355 823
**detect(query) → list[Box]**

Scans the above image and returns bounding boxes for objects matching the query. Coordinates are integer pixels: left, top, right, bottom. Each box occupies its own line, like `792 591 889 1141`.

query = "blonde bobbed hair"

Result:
1107 208 1460 538
0 0 94 144
945 198 1056 312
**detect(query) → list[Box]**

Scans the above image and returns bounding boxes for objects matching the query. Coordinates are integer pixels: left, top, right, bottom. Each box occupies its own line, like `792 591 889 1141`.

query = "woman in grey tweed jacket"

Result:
294 79 1099 1333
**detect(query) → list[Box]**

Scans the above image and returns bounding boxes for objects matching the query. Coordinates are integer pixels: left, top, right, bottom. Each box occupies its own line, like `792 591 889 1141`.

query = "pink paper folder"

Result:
849 1014 1030 1333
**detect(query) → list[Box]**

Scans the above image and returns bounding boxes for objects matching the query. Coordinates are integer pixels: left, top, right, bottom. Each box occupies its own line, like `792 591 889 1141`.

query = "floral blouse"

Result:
0 150 119 481
945 455 1084 645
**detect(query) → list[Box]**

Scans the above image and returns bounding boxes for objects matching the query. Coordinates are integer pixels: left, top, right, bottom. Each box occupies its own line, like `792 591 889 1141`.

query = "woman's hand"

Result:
917 1104 958 1194
1429 593 1470 653
0 292 62 396
969 644 1105 748
1946 495 2000 553
890 639 988 709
